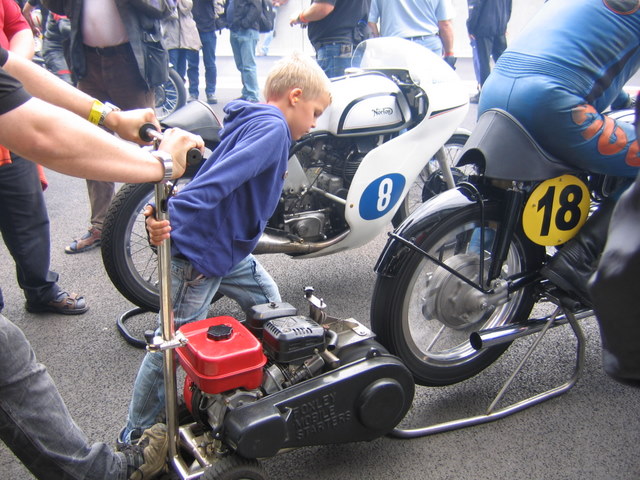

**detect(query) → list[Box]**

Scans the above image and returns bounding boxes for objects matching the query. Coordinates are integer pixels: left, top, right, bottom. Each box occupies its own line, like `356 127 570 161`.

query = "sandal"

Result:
65 227 101 254
26 291 89 315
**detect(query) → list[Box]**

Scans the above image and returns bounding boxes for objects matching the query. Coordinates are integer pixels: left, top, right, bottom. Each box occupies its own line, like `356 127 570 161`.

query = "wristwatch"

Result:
98 102 121 127
151 150 173 182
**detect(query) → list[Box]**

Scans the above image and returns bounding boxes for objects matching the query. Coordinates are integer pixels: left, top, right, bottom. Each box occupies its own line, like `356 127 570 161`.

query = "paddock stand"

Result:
391 292 588 439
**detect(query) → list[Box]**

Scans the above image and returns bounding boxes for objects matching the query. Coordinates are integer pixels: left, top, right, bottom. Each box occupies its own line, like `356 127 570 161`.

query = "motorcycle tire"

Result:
155 67 187 121
102 182 161 312
392 132 470 227
371 202 545 386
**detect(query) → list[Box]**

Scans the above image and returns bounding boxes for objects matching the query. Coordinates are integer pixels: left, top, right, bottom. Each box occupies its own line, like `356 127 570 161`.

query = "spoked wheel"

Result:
101 182 159 311
372 202 545 386
101 169 225 312
155 67 187 121
393 132 470 227
202 455 267 480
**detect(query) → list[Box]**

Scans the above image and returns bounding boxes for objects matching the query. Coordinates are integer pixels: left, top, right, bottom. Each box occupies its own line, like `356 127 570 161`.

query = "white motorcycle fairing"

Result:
296 37 469 258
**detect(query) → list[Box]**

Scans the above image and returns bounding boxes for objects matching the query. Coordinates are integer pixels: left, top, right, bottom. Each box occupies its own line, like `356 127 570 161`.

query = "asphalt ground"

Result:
1 56 639 479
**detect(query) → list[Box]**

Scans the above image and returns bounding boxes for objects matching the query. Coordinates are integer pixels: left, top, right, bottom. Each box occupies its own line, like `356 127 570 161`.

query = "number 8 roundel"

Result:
359 174 406 220
522 175 590 246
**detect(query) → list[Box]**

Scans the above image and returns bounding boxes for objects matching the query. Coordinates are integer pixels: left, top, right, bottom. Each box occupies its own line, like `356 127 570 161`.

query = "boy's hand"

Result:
144 205 172 246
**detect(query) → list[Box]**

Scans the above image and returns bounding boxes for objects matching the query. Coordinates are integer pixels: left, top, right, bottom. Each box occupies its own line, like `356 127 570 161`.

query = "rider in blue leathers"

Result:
479 0 640 178
478 0 640 384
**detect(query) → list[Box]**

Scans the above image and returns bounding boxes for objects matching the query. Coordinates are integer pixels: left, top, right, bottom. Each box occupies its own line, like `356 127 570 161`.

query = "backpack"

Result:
258 0 276 33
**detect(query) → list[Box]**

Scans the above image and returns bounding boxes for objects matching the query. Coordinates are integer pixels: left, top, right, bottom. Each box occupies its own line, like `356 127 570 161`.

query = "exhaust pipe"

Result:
469 309 593 350
252 229 351 255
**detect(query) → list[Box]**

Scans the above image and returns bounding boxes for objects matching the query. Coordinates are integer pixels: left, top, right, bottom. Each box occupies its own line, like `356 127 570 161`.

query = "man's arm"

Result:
290 1 334 25
4 0 35 59
0 97 200 183
438 19 455 57
7 28 35 60
2 50 160 143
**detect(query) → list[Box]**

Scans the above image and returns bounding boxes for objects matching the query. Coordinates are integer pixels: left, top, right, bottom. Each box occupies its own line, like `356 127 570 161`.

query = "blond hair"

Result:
263 51 332 102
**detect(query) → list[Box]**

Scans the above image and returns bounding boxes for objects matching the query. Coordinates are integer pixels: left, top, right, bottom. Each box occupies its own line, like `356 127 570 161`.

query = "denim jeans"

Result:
187 29 218 97
169 48 190 81
0 314 127 479
121 254 280 442
315 42 353 78
230 28 260 102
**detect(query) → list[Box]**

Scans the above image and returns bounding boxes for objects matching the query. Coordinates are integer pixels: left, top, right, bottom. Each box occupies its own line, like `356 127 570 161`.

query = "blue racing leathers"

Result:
478 0 640 177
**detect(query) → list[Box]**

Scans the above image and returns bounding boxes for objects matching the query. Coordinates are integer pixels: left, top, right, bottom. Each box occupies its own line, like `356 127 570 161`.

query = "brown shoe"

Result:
26 291 89 315
65 227 101 254
124 423 168 480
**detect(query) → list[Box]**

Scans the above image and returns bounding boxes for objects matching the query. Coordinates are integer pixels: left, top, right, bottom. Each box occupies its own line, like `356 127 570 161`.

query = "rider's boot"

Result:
540 199 616 308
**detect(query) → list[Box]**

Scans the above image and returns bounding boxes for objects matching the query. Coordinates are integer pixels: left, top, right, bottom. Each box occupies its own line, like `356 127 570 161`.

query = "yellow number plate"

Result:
522 175 590 246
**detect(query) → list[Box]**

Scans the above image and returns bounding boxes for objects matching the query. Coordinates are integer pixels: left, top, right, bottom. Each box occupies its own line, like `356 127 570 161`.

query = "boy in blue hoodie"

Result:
119 52 332 445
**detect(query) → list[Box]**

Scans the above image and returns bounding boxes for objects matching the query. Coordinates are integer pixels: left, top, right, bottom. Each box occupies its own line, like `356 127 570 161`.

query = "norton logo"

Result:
604 0 640 14
372 107 394 117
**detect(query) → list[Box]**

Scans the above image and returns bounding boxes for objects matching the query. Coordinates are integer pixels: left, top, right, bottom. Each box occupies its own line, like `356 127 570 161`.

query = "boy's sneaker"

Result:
121 423 168 480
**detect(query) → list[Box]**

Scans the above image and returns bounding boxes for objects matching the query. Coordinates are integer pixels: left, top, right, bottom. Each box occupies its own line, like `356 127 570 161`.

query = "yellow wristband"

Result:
88 100 104 125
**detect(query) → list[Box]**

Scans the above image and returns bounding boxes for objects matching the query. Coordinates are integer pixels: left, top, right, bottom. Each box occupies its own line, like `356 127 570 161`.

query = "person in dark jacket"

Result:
466 0 511 102
41 0 173 254
226 0 261 102
187 0 220 104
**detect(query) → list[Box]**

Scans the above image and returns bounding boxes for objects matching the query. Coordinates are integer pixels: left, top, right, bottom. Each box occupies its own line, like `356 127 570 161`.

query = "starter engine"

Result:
176 297 415 459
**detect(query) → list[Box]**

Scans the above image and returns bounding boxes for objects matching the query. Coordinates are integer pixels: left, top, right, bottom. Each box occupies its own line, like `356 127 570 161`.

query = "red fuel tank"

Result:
176 316 266 394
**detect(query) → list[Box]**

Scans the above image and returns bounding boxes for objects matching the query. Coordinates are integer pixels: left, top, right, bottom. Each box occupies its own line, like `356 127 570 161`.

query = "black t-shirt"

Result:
307 0 371 48
0 48 31 115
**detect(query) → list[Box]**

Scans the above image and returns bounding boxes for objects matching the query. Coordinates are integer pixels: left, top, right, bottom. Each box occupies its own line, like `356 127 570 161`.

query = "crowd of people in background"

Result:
17 1 510 111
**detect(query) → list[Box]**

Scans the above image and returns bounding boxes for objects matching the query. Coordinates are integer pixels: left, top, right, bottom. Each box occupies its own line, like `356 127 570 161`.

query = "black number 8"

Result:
555 184 583 231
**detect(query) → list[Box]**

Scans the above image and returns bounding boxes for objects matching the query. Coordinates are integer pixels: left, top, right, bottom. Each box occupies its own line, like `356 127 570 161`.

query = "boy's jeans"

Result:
0 314 127 480
121 254 280 442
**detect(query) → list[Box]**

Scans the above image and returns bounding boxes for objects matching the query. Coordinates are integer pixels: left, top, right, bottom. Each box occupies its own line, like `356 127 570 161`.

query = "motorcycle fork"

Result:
485 188 524 286
389 186 525 296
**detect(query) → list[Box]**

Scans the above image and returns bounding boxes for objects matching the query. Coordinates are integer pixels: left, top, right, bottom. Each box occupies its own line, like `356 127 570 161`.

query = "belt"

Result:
84 42 131 56
315 41 353 50
406 34 437 41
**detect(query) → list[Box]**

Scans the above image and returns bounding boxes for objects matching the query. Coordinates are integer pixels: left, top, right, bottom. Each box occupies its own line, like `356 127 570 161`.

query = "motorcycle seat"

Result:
457 108 582 182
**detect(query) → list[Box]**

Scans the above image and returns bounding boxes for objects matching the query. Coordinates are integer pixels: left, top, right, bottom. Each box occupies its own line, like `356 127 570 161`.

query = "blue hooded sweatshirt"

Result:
169 100 291 277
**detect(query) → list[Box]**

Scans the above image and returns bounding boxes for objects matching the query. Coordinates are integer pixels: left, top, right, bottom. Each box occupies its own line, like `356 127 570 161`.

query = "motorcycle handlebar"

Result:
139 122 202 166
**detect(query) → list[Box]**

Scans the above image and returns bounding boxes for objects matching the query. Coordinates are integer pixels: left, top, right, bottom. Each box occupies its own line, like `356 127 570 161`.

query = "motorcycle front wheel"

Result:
102 175 193 312
371 202 544 386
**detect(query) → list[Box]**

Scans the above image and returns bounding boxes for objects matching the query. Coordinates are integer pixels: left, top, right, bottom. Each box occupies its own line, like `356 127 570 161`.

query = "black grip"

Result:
139 122 158 143
139 122 202 166
187 148 202 166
